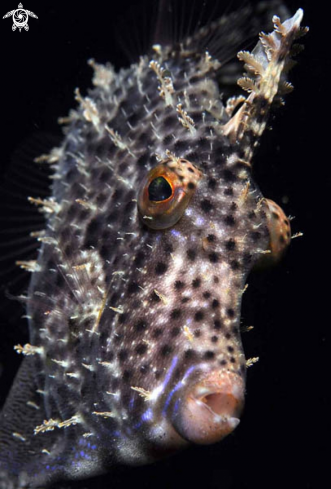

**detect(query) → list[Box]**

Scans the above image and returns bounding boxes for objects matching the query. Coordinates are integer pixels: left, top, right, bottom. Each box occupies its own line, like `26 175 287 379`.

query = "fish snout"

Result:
172 369 244 445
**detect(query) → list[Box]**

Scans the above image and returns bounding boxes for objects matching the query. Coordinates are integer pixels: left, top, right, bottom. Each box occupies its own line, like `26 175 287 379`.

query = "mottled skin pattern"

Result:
0 5 305 488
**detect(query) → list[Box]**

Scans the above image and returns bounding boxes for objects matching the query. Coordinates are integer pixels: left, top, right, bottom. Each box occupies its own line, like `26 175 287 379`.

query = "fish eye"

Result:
148 176 173 202
137 157 202 230
255 199 291 269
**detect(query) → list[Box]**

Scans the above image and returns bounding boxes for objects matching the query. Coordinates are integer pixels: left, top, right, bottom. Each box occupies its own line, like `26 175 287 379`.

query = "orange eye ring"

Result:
137 157 202 230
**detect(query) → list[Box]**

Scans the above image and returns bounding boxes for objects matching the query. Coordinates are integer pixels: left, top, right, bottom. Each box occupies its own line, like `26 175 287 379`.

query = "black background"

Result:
0 1 328 488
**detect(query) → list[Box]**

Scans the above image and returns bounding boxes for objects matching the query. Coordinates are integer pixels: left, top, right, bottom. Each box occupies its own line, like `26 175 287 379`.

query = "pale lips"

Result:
172 369 245 445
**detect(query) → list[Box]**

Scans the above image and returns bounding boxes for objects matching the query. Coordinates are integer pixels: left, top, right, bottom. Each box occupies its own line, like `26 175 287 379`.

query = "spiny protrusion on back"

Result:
223 9 307 161
149 59 175 106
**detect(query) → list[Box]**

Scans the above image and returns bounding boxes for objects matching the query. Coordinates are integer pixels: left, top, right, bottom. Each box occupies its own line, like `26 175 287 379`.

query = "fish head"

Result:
83 11 302 461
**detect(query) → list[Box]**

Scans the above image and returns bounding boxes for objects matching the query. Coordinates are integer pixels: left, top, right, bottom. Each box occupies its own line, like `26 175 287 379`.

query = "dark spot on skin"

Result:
112 188 123 200
220 360 227 366
134 251 145 267
224 187 233 196
250 231 261 241
185 349 196 359
198 137 209 150
175 280 185 290
78 208 90 222
192 278 201 288
174 140 187 152
208 178 217 189
203 291 211 299
163 134 173 145
55 272 66 289
214 320 222 330
190 75 202 84
272 211 280 220
248 211 256 220
212 299 219 309
96 193 107 206
155 262 167 275
204 351 215 359
137 153 149 167
101 229 112 243
105 211 118 224
128 282 140 294
225 333 232 340
123 370 132 382
171 327 181 337
127 111 140 127
86 216 103 235
193 329 201 338
153 328 163 338
230 259 240 270
181 297 190 303
201 199 213 213
214 156 225 165
213 276 219 284
224 215 236 226
230 357 236 363
209 252 219 263
187 249 196 261
222 169 237 182
188 182 196 190
170 309 181 320
188 167 195 173
194 310 204 321
138 131 151 146
135 320 147 332
164 242 174 253
136 343 148 355
118 349 128 362
225 239 236 251
227 308 235 318
207 234 215 242
211 336 218 343
279 235 286 244
124 200 136 213
227 346 234 353
163 115 177 128
161 345 173 356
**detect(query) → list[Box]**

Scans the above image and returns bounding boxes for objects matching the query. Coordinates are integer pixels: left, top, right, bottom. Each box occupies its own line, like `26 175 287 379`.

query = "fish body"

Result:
0 3 306 487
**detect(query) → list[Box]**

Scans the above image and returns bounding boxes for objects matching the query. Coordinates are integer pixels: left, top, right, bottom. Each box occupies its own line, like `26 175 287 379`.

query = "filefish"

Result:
0 3 306 487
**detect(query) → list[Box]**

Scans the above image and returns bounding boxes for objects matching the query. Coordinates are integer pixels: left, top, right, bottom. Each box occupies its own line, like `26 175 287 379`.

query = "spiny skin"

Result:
0 6 305 488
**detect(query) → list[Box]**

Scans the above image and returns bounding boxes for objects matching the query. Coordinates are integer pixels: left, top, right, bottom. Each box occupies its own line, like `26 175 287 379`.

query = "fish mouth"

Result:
172 369 244 445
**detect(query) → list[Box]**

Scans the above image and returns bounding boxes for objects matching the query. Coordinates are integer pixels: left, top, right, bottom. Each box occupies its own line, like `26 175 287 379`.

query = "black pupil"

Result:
148 177 172 201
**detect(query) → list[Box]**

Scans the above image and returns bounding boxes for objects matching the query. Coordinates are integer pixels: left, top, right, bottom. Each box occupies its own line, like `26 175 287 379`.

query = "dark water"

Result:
0 1 327 488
